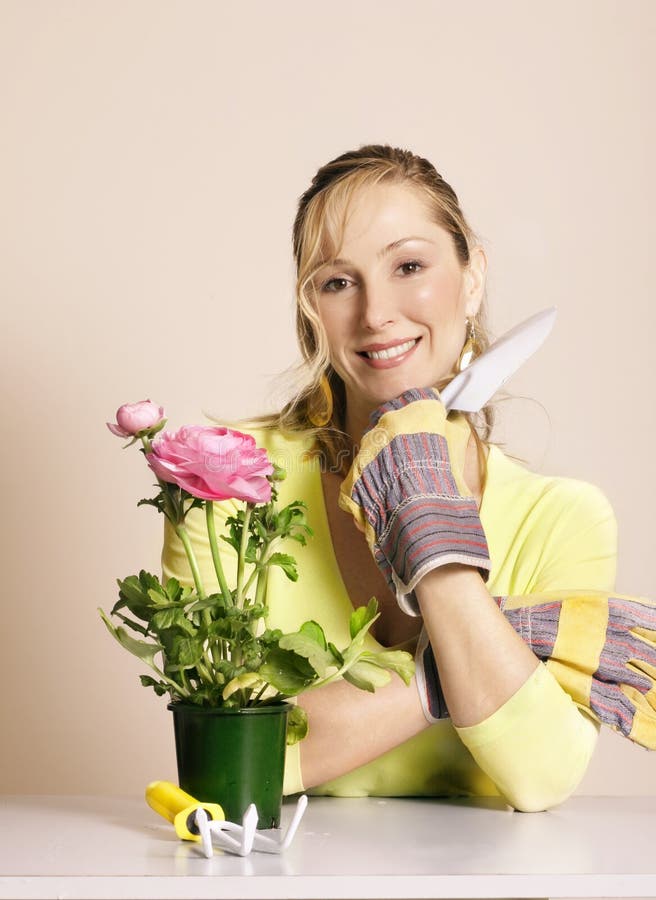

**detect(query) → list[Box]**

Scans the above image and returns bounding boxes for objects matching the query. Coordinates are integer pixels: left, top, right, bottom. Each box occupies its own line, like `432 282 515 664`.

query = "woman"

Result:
162 145 622 812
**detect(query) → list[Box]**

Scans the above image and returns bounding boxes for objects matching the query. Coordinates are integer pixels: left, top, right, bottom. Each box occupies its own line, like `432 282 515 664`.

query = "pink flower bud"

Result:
107 400 165 437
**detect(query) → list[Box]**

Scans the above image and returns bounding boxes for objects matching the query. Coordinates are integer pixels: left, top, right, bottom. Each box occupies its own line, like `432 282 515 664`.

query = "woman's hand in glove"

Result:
495 591 656 748
338 387 491 616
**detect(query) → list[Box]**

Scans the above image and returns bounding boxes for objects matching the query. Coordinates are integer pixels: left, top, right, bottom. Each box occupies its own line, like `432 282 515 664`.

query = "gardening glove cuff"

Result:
415 626 450 723
339 387 491 617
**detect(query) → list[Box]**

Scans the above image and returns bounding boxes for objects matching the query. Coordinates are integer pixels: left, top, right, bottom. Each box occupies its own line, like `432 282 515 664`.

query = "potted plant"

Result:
101 400 414 827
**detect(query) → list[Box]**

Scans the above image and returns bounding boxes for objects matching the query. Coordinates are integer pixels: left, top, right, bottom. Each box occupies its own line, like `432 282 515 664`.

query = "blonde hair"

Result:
231 144 506 488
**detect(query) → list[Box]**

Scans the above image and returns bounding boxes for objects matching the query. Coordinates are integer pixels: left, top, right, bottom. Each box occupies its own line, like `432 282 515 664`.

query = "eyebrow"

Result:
329 235 435 267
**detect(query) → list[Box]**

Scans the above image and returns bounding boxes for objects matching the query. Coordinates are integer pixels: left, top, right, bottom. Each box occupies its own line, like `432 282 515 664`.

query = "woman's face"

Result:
313 182 487 423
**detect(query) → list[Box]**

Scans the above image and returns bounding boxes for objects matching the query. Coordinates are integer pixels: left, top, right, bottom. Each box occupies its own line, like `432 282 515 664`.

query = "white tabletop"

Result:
0 794 654 899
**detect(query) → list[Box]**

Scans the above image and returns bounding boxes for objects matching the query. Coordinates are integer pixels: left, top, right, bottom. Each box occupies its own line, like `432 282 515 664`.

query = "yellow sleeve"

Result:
452 481 617 812
161 500 305 798
453 661 599 812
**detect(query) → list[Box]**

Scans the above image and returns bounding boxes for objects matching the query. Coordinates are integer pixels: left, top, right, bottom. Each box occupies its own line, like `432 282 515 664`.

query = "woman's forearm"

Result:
297 666 428 790
415 564 541 728
297 564 540 790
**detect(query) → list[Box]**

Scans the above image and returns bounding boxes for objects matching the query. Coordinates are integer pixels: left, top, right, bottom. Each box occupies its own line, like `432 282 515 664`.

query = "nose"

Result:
359 282 396 332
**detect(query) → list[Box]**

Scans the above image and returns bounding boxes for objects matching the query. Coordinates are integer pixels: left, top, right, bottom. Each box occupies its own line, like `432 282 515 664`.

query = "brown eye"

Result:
399 260 424 275
321 277 350 293
321 260 424 293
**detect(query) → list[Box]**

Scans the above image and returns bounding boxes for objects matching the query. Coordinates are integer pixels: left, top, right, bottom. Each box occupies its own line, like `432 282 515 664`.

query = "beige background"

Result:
0 0 654 801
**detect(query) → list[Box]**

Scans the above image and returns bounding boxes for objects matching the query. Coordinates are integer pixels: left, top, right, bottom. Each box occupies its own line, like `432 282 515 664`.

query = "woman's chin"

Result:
360 387 419 413
347 364 454 412
367 374 445 404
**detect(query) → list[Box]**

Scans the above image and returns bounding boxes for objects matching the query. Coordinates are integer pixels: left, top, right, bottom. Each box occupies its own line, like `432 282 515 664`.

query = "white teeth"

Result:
364 339 417 360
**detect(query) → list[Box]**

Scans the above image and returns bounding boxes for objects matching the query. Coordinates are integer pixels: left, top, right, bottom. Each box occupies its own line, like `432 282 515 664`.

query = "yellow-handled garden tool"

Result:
145 780 225 842
145 780 308 858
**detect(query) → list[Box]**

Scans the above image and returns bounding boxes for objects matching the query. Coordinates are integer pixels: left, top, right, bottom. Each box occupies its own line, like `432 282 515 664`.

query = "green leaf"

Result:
300 620 327 650
183 496 205 518
245 535 260 564
117 575 147 603
260 628 283 646
222 672 263 701
327 641 344 666
364 650 415 684
286 704 308 746
276 507 293 532
172 636 203 667
360 650 415 686
115 575 151 621
220 533 240 553
254 518 268 539
267 552 298 582
278 631 334 677
187 593 227 613
147 587 170 608
99 608 162 667
349 597 379 640
342 660 392 693
116 631 162 666
150 608 197 635
139 675 169 696
259 648 317 695
163 577 182 601
113 611 149 636
139 570 164 591
137 495 165 512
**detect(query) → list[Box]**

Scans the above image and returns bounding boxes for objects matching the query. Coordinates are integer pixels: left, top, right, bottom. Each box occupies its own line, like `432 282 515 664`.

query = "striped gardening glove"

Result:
338 387 491 616
415 589 656 750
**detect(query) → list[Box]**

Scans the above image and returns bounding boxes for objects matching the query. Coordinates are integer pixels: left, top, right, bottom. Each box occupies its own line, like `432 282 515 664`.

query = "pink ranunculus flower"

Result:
146 425 274 504
107 400 165 437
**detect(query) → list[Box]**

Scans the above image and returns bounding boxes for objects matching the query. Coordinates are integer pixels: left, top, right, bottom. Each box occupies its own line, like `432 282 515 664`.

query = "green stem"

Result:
243 529 281 607
136 436 221 679
247 682 269 707
205 502 232 606
197 659 215 685
140 437 175 522
150 661 192 699
235 503 253 608
242 563 261 600
242 551 269 603
254 565 269 610
204 501 231 662
173 524 219 673
174 525 206 599
242 527 280 602
180 667 190 692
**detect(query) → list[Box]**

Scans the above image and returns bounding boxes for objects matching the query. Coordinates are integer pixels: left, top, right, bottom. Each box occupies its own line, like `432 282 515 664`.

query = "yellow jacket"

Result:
161 412 617 812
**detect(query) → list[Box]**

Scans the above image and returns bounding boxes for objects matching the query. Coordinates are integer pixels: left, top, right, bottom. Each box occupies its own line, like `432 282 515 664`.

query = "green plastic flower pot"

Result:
167 701 290 829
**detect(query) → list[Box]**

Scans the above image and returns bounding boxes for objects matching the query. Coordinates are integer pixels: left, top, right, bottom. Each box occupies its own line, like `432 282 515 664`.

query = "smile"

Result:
362 339 418 360
357 337 421 369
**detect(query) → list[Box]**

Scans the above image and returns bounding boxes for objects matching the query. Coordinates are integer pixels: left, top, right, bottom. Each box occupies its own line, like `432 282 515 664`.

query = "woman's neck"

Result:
344 397 375 452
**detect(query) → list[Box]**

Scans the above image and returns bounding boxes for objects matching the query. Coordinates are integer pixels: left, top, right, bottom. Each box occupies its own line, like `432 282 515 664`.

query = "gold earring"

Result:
307 375 334 427
457 318 481 372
